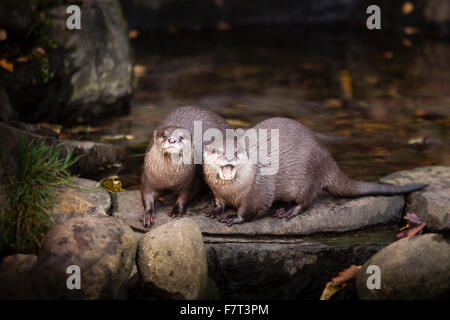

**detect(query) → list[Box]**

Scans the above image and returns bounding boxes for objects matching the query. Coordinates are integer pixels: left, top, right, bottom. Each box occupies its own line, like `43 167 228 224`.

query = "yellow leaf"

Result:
0 59 13 72
226 119 251 128
408 137 424 145
102 177 124 192
320 282 345 300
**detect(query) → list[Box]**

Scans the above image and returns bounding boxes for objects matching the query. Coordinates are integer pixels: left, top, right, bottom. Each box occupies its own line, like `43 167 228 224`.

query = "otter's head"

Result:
153 126 191 158
203 139 250 182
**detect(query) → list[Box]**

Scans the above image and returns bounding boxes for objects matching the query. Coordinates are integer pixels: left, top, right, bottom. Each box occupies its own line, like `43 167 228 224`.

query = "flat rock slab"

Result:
381 166 450 232
112 189 404 236
52 178 111 224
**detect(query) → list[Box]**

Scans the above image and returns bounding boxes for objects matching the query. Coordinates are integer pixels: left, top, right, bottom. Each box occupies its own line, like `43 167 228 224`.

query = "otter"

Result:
203 117 427 226
140 106 232 227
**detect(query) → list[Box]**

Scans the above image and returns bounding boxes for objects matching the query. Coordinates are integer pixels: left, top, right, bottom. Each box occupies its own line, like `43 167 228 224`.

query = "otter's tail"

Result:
325 168 427 197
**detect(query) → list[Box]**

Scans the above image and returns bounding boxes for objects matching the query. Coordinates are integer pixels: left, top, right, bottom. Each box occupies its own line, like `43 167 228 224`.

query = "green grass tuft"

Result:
0 137 79 255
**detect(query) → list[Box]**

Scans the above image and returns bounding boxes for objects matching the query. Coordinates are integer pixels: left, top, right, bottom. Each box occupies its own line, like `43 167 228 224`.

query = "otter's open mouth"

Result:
163 145 183 153
219 165 236 181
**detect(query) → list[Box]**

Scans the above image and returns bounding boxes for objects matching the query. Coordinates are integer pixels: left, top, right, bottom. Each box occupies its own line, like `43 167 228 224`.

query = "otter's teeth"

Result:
221 165 234 180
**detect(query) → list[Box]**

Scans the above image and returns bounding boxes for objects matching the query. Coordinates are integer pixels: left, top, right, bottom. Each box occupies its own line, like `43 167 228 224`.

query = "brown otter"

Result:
140 106 232 227
203 117 428 226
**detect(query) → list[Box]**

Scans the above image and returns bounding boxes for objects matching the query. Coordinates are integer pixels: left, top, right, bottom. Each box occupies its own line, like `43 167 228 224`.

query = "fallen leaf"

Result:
414 108 427 117
408 137 424 145
331 265 362 287
340 70 353 100
226 119 251 127
402 38 413 47
320 265 362 300
217 22 230 31
16 56 29 63
320 282 344 300
128 29 139 39
403 27 420 35
32 46 46 57
384 51 394 59
0 29 7 41
325 98 343 108
133 65 147 77
396 212 427 239
402 2 414 15
0 59 13 72
102 177 124 192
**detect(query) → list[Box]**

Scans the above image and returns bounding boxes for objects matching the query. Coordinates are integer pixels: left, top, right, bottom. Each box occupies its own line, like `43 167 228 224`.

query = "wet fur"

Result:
203 117 428 225
140 106 232 227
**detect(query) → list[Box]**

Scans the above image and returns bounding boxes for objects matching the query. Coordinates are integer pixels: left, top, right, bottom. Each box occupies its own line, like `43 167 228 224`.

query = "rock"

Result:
0 254 48 299
381 166 450 232
113 189 404 236
0 254 37 274
45 0 132 123
0 121 127 177
0 0 32 38
36 215 137 299
206 227 398 299
0 0 132 125
356 234 450 300
111 190 149 232
137 218 208 299
52 178 111 224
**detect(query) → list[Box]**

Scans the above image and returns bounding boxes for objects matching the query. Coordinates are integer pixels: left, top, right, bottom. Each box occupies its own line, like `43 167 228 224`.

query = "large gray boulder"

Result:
136 218 208 299
36 215 137 299
46 0 132 122
381 166 450 232
1 0 132 124
356 234 450 300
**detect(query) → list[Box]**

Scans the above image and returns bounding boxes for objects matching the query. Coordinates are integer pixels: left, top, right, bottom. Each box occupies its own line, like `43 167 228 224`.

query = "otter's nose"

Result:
225 154 234 161
168 137 177 144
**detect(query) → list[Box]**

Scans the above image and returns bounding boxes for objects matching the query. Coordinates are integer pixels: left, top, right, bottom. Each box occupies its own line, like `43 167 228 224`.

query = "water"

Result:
76 26 450 183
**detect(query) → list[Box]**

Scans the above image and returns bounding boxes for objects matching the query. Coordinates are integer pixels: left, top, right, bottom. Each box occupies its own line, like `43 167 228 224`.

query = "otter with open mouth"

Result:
203 117 428 226
140 106 232 228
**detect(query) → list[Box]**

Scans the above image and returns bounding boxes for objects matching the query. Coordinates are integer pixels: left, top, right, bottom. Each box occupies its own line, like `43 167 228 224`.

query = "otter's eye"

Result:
179 136 184 141
162 133 166 139
211 148 216 154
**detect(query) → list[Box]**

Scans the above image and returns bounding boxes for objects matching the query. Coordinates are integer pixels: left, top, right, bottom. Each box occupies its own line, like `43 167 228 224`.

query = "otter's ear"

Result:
153 130 159 141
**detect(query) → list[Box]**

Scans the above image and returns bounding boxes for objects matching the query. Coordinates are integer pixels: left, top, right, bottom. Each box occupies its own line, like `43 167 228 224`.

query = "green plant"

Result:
0 137 79 255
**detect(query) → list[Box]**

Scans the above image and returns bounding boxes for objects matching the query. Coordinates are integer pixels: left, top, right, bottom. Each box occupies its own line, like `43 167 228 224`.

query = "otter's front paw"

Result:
218 214 243 226
139 209 155 227
168 203 184 218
